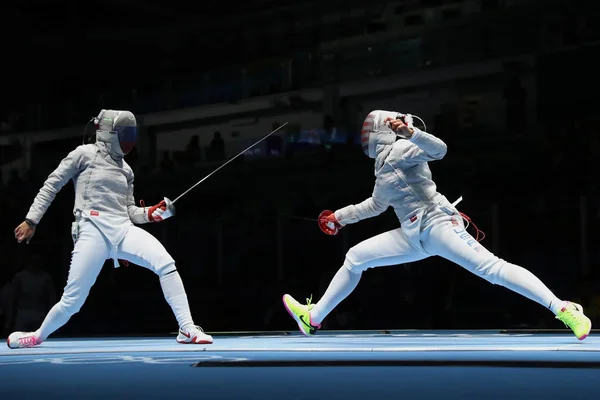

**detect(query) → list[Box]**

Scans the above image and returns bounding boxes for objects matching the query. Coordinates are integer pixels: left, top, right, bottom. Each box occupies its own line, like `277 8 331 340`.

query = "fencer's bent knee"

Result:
157 262 177 277
147 247 176 276
343 248 367 274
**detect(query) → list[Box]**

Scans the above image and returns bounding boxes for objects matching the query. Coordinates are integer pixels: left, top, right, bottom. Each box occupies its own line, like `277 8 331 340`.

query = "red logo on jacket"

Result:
410 215 417 223
90 211 99 216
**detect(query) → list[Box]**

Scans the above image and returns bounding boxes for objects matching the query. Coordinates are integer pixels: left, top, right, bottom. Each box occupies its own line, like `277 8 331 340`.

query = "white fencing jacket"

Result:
26 135 149 251
335 128 459 250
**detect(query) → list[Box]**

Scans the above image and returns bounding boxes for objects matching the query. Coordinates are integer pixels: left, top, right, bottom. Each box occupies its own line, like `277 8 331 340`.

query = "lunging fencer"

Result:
9 109 212 348
283 110 591 340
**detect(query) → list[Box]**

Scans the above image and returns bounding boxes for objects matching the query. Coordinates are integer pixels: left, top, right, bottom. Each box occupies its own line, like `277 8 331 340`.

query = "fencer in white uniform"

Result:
283 110 591 340
9 109 212 348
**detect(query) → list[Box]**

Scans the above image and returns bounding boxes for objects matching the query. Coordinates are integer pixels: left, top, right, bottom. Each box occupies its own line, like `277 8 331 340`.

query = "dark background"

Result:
1 0 599 337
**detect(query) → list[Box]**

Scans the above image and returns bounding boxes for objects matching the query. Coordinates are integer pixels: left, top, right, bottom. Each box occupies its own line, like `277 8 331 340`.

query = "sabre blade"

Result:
172 122 288 204
286 215 319 222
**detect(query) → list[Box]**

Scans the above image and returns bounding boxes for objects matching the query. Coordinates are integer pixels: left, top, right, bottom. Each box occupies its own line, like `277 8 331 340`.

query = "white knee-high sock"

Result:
310 266 362 325
160 270 195 330
35 303 71 341
498 262 565 315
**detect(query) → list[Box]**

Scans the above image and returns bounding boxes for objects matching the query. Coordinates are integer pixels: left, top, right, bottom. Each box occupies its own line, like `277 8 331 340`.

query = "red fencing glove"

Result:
318 210 342 236
148 198 175 222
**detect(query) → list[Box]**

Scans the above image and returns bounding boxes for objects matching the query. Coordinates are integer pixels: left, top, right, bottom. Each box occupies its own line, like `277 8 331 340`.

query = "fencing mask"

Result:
360 110 422 158
94 109 138 157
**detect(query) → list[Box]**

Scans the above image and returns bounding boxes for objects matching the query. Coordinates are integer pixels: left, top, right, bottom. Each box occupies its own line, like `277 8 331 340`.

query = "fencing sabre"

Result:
283 215 319 222
161 122 289 214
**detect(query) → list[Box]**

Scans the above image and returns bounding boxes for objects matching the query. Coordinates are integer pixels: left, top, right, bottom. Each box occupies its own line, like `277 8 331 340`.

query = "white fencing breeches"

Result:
311 210 563 324
35 219 182 340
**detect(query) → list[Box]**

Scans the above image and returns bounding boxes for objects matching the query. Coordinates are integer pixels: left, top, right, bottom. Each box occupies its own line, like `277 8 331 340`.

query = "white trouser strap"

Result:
111 246 120 268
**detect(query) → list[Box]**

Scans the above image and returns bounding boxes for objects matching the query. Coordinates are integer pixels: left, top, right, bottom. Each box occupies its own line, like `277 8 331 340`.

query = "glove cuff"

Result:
147 208 155 223
333 210 346 226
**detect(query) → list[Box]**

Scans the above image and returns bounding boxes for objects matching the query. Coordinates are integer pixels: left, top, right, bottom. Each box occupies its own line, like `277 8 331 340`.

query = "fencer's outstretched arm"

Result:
334 195 388 226
126 176 151 224
26 147 85 225
401 127 447 163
